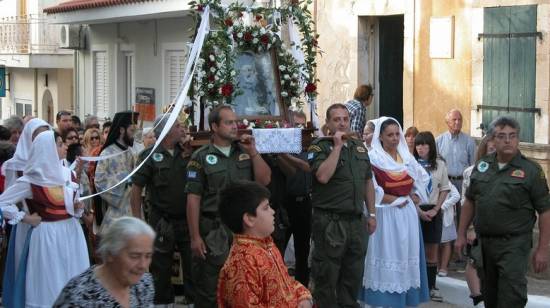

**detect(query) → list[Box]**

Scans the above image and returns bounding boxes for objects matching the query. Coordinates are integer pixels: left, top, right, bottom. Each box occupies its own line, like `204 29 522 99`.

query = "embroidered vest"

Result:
26 184 71 221
372 165 414 196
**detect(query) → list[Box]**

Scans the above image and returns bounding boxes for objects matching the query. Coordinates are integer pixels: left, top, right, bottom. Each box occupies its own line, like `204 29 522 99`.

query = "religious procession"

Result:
1 0 550 308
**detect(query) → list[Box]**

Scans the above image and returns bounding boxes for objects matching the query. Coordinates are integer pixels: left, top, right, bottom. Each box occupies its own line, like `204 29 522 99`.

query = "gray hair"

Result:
97 216 155 259
487 116 521 137
3 116 24 131
84 115 98 127
445 109 462 121
153 113 172 138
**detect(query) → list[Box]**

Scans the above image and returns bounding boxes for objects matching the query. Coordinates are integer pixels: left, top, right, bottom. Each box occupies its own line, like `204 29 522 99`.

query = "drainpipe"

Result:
34 68 38 116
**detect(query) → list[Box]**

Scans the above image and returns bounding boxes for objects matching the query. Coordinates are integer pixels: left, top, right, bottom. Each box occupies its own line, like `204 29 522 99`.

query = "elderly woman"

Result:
53 216 155 307
360 117 430 308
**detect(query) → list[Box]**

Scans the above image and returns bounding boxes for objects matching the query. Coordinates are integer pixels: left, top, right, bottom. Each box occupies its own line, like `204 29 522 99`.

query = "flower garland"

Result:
189 0 319 111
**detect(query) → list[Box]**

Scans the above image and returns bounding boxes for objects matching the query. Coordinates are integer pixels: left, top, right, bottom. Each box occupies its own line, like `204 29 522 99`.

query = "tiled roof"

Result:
44 0 155 14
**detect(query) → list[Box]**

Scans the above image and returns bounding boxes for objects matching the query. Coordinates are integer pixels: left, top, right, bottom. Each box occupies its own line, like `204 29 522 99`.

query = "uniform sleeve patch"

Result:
307 145 322 153
187 171 197 179
307 152 315 161
510 169 525 178
187 160 202 170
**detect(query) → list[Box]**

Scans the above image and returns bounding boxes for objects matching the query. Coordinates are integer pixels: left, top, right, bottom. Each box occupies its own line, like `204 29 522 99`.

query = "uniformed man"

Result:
308 103 376 307
456 116 550 308
130 114 194 305
185 105 271 308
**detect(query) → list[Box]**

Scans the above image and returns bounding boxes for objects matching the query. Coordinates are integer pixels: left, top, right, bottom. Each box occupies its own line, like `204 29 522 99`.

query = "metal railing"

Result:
0 14 64 54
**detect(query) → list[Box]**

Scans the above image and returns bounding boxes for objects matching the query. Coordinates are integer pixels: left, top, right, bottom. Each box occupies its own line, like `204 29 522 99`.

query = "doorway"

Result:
42 89 54 124
360 15 404 125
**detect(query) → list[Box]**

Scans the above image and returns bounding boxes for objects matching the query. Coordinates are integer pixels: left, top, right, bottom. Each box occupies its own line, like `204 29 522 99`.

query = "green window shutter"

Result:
482 5 536 142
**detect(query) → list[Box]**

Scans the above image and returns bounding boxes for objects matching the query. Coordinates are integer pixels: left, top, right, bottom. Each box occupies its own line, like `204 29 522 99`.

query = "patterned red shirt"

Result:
217 234 312 307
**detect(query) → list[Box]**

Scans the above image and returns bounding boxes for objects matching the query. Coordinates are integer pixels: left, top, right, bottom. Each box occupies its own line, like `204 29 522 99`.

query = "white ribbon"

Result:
288 18 308 81
308 97 320 133
79 6 211 201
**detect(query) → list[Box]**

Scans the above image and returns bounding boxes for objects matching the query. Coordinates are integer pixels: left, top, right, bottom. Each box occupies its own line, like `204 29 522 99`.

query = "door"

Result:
482 5 536 142
378 15 404 126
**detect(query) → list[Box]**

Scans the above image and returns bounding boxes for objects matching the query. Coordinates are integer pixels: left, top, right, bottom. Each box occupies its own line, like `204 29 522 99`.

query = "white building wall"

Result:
76 17 193 123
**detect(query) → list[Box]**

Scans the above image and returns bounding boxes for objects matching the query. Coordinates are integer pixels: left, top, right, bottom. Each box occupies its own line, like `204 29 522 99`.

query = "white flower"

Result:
292 73 298 79
198 90 205 96
253 38 259 44
237 32 243 38
214 75 219 81
247 122 256 129
260 27 266 34
243 119 249 126
266 43 271 49
253 31 258 36
281 91 288 97
230 70 236 76
279 65 286 71
284 74 290 80
239 41 244 46
212 32 218 38
208 84 214 89
209 55 215 61
210 67 216 73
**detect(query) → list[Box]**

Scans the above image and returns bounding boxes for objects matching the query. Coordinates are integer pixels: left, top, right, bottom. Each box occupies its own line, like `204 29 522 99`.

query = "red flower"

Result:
255 15 263 21
305 83 317 93
208 75 215 82
237 122 248 129
196 4 204 12
224 18 233 27
312 39 318 47
244 32 253 42
221 83 234 97
260 34 269 45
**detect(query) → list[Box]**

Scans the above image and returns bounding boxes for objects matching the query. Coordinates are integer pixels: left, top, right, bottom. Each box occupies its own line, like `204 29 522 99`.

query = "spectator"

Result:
101 121 112 144
3 116 24 145
71 115 82 130
53 217 155 307
405 126 419 154
82 128 101 156
84 115 100 130
64 128 80 146
0 125 12 141
345 84 374 134
56 110 72 136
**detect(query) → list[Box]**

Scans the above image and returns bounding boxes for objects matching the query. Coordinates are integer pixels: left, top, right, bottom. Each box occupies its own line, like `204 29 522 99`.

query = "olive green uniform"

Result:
308 137 371 308
184 142 254 308
465 152 550 308
132 144 194 304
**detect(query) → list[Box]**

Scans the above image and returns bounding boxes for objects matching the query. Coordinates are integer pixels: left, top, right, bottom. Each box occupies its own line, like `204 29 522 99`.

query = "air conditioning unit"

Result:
59 25 83 49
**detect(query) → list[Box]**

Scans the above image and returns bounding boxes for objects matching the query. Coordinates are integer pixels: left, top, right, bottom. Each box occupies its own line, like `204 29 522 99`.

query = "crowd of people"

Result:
0 81 548 308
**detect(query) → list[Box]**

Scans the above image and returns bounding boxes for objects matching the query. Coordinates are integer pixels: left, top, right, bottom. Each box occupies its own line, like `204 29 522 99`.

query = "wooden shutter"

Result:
94 51 110 120
482 5 536 142
166 50 186 103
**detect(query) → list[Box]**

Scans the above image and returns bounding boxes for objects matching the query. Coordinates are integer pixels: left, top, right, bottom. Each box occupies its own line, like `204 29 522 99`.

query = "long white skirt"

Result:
25 218 90 308
363 200 421 293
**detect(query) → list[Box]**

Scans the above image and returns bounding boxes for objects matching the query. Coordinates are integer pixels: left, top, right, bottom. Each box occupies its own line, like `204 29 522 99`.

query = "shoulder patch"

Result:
187 160 202 170
308 145 322 153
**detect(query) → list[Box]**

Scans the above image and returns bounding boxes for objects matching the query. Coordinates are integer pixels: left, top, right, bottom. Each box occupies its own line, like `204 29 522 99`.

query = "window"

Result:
14 98 32 117
93 51 110 120
165 50 187 103
482 5 537 142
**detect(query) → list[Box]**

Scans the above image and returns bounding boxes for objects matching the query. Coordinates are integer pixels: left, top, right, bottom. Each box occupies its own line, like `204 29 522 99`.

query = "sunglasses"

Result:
67 135 78 140
91 136 100 140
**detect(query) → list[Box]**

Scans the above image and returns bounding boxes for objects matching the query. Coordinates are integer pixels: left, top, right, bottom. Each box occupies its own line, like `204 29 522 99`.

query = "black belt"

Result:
448 175 463 181
314 208 363 221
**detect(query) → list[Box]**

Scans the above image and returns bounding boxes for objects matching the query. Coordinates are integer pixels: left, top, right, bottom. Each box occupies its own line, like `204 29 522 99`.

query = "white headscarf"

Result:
369 116 430 203
1 118 52 187
17 131 78 215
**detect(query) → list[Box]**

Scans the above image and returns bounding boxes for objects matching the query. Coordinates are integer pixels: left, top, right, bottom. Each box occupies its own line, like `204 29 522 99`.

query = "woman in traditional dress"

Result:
1 119 51 306
0 131 89 307
360 117 430 307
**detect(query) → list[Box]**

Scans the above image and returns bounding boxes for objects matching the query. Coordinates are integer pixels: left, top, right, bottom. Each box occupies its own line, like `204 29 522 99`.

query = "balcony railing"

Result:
0 14 65 54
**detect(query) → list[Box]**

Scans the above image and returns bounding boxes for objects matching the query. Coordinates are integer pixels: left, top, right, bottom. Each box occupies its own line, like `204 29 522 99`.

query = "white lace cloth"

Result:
252 128 302 154
363 198 421 293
